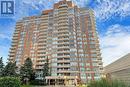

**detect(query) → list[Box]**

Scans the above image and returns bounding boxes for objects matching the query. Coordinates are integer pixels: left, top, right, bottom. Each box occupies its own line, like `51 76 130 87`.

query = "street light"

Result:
64 76 67 86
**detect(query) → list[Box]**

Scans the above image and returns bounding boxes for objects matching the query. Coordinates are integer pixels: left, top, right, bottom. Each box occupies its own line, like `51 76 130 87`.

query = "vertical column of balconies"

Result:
68 8 79 77
57 5 71 76
46 14 54 77
28 19 40 69
79 9 103 81
74 7 83 81
35 16 48 79
81 10 96 81
77 9 90 82
89 10 103 78
50 10 58 77
36 16 48 70
9 22 23 63
21 20 36 65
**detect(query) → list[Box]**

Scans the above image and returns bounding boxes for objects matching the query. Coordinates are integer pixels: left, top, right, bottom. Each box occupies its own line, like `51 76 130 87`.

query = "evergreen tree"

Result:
0 57 4 76
20 57 35 83
3 61 17 77
43 57 50 79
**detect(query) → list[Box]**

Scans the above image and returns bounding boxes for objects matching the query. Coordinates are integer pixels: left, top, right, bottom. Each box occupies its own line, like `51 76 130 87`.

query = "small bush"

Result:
0 77 21 87
30 79 45 85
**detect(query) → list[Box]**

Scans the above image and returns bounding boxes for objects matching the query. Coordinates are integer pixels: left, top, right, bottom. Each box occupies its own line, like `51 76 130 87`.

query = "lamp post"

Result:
75 76 78 86
64 76 67 86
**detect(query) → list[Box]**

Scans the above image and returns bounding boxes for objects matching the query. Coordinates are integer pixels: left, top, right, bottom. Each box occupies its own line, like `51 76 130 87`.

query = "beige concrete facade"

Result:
104 53 130 84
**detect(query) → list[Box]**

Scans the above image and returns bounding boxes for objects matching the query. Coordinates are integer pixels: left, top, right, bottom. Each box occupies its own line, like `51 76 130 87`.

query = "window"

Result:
80 63 84 66
86 68 91 71
52 63 57 66
68 9 74 14
92 63 98 66
71 62 77 66
91 54 97 57
52 54 57 57
80 68 85 71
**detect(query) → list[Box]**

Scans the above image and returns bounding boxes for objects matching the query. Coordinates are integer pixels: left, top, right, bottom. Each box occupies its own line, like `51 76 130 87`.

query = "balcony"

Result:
57 47 70 50
92 60 99 63
38 39 46 42
57 50 70 54
58 33 69 37
38 33 47 37
58 16 68 20
58 38 69 41
37 49 46 53
58 14 67 17
57 41 69 45
37 62 45 65
58 30 68 33
57 60 70 63
58 23 68 26
36 57 46 60
35 66 43 69
40 23 48 26
57 70 71 73
39 30 47 33
58 26 68 29
40 16 48 20
97 57 102 61
10 50 16 53
37 43 47 47
57 65 70 68
57 55 70 58
9 53 15 56
38 37 47 40
37 46 46 49
58 8 68 14
58 10 68 15
58 6 68 10
39 29 47 32
58 35 69 38
10 47 16 50
58 20 68 23
11 43 17 46
12 37 18 40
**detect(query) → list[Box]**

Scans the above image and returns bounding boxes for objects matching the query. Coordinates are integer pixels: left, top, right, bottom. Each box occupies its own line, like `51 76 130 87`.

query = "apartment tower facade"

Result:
9 0 103 84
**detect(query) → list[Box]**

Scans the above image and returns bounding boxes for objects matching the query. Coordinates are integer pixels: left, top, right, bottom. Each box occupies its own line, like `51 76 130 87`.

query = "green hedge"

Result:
0 77 21 87
30 79 46 85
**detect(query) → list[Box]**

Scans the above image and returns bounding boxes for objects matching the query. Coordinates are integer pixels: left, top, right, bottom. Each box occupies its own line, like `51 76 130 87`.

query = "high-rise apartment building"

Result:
9 0 103 85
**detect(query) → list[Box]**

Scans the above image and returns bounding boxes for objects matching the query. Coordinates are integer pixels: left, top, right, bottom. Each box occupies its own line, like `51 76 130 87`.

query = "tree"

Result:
43 57 50 79
3 61 17 77
20 58 35 84
0 57 4 76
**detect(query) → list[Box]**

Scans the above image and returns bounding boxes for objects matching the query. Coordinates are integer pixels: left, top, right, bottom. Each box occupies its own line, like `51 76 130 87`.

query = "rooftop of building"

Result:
104 53 130 73
16 0 92 22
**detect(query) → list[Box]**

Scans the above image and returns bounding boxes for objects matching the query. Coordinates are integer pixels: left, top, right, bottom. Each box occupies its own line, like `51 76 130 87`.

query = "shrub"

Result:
87 78 129 87
0 77 21 87
29 79 45 85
